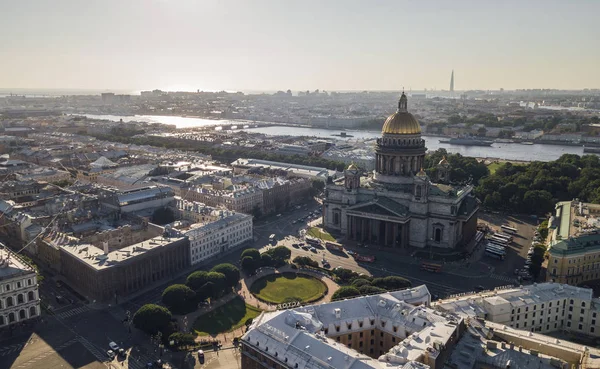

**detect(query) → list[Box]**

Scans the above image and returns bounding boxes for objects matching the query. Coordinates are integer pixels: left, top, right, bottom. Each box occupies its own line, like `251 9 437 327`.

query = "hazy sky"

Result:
1 0 599 92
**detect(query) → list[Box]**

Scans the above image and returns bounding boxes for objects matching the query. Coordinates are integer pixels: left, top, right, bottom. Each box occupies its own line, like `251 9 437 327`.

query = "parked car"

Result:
301 246 309 251
109 342 120 351
107 350 115 359
118 348 126 358
346 250 356 256
475 285 485 292
292 243 299 248
309 247 317 253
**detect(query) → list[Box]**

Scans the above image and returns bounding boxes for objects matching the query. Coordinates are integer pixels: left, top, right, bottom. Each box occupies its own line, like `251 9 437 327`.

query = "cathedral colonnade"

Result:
346 215 409 247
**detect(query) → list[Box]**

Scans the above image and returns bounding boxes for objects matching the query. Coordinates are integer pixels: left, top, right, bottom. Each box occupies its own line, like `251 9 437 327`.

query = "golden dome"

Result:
381 93 421 135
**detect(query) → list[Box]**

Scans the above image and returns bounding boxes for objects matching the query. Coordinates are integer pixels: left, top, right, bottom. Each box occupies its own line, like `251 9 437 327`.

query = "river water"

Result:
81 114 586 162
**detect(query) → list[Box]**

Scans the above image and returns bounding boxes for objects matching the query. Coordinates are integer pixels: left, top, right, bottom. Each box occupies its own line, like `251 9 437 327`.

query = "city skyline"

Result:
1 0 599 91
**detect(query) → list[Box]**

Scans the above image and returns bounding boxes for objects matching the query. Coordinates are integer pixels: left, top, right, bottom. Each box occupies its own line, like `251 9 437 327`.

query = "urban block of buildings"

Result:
242 284 600 369
324 94 479 249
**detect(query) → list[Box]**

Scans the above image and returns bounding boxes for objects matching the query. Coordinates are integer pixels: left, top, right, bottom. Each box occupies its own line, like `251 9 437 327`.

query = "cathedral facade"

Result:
323 93 479 249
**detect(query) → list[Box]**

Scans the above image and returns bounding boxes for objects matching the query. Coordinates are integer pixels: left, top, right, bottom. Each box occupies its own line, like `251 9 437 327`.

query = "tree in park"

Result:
133 304 172 335
161 284 197 314
186 270 210 291
350 278 372 288
357 285 386 295
241 248 260 261
206 272 227 294
210 263 240 288
266 246 291 262
241 256 258 274
293 256 318 268
197 282 214 301
331 286 361 300
372 276 411 290
260 253 273 267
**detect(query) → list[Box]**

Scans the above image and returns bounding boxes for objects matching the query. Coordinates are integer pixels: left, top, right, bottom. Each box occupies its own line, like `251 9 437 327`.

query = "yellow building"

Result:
547 201 600 285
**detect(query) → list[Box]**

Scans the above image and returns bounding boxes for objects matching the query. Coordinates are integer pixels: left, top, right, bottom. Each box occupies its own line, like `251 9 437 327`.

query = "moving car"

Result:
198 350 205 364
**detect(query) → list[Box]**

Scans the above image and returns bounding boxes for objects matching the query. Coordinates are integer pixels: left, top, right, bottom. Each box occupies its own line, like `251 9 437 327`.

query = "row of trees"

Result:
158 263 240 315
330 268 412 300
475 154 600 214
240 247 292 274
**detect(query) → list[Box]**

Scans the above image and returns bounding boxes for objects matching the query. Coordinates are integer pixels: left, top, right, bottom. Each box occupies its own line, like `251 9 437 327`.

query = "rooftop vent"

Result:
334 308 341 318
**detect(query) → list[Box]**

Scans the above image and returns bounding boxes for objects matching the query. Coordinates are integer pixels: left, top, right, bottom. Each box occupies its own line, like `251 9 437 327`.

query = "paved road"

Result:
0 205 536 369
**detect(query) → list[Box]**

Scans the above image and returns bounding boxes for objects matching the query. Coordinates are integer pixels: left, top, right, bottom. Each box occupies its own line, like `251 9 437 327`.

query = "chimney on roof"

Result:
103 241 109 255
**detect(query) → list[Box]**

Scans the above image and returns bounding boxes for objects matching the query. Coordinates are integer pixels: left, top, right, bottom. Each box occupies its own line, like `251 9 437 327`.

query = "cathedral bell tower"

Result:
436 156 451 184
344 163 361 192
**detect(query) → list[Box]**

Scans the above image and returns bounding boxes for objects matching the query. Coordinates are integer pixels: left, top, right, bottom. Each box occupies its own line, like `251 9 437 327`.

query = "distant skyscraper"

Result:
450 70 454 92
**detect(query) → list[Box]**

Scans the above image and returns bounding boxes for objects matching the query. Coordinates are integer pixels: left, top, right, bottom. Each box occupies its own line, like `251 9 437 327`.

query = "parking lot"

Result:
477 212 541 279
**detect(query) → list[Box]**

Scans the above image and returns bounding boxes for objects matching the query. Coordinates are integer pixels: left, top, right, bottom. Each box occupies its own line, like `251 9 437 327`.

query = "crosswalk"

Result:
76 335 107 363
55 305 90 319
490 274 519 284
0 343 24 357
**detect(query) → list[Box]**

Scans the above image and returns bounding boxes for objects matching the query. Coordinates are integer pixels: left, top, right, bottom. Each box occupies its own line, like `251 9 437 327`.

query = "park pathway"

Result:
180 264 339 345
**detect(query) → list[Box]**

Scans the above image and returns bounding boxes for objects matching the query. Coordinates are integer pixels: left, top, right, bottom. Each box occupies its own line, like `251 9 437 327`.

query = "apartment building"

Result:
547 200 600 285
435 282 600 338
174 198 253 265
0 247 40 328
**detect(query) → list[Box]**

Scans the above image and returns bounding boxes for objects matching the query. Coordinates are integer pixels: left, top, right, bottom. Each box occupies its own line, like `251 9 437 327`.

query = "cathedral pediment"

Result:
347 197 408 218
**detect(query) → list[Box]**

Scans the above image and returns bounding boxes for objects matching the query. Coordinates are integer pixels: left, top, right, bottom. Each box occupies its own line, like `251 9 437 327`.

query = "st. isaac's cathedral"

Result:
323 93 479 249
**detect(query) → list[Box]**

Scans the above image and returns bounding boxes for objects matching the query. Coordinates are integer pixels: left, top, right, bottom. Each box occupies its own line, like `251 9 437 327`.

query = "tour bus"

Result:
269 234 276 243
488 239 508 248
420 262 442 273
500 225 517 234
489 237 509 246
493 233 513 242
485 248 505 260
485 244 506 254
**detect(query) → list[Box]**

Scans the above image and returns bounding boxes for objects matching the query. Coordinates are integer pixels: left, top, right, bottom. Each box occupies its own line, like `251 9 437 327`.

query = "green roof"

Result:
549 233 600 257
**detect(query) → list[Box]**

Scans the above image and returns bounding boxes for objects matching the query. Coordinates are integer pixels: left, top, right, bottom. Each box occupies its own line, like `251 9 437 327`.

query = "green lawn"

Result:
192 296 261 336
250 273 327 304
307 227 335 242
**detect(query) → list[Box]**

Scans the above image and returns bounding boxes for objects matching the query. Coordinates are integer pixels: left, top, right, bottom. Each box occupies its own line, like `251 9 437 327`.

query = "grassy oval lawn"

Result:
250 273 327 304
193 296 261 336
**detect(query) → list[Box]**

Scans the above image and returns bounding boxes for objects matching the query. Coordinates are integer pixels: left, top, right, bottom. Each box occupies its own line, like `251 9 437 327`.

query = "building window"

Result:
592 327 596 333
359 332 363 338
6 297 13 307
582 302 586 307
348 334 352 340
17 294 24 304
19 310 26 319
579 324 583 330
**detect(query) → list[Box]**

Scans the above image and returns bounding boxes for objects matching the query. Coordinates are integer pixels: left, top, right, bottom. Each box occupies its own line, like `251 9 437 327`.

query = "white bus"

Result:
489 237 509 246
486 244 506 254
269 234 276 243
488 238 508 247
501 225 517 234
485 248 505 260
494 233 513 242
